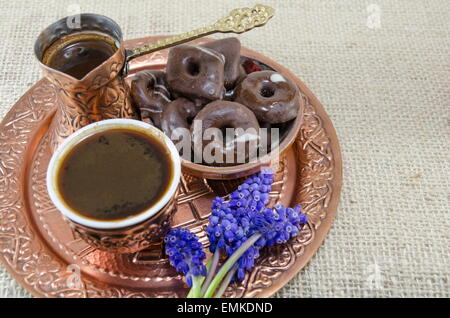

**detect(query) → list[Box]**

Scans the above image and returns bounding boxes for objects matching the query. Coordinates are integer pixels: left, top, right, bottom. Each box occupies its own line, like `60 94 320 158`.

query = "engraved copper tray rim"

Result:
0 36 342 298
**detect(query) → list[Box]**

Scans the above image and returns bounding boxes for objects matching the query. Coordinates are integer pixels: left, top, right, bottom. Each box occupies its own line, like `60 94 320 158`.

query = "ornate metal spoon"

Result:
125 4 275 62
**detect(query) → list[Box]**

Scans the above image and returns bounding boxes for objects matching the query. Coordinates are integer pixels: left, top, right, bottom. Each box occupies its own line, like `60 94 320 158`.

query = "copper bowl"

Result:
181 57 304 180
128 38 305 180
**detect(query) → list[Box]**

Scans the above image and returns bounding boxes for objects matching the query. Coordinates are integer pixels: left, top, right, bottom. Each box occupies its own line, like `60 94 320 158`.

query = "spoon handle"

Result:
126 4 275 61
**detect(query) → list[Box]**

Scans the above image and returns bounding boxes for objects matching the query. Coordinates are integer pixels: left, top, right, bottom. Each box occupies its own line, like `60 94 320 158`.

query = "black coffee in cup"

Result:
57 129 173 221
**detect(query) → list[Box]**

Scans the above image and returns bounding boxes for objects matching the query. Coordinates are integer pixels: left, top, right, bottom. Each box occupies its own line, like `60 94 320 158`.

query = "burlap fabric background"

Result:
0 0 448 298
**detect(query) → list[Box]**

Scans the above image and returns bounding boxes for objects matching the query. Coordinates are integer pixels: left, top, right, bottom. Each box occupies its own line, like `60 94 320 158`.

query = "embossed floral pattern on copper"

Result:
0 37 342 298
69 187 179 254
40 46 138 151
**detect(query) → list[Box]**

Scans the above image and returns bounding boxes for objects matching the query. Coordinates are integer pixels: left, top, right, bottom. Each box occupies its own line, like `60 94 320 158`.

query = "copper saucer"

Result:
0 36 342 298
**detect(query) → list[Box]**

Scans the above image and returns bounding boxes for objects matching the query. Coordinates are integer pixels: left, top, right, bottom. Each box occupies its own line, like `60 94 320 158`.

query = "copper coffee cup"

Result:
46 119 181 254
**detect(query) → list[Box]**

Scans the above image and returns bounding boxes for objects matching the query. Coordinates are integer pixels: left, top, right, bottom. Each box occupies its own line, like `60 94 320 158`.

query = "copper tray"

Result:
0 36 342 298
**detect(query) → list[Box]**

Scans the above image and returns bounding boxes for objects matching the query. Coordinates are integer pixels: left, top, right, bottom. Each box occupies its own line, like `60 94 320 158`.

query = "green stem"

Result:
214 265 237 298
186 285 195 298
186 257 213 298
203 233 261 298
186 275 203 298
200 249 221 296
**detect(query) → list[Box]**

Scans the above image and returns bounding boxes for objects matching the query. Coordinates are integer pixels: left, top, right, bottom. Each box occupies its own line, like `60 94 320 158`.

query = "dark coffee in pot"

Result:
42 33 118 80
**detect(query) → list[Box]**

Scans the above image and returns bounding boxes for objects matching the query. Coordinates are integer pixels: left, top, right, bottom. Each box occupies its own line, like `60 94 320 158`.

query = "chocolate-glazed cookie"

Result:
170 90 210 111
161 98 197 141
234 70 300 124
130 70 171 128
191 101 260 166
201 38 241 89
166 44 226 101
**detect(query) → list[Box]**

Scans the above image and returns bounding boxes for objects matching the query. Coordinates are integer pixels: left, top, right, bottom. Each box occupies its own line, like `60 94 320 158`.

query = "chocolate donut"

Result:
234 70 300 124
166 44 226 101
201 38 241 89
191 101 260 166
130 70 171 128
161 98 197 141
170 90 210 111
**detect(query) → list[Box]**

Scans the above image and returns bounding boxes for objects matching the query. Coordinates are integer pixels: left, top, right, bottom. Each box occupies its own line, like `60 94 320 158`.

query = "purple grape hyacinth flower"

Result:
205 169 275 281
164 228 207 287
252 204 307 248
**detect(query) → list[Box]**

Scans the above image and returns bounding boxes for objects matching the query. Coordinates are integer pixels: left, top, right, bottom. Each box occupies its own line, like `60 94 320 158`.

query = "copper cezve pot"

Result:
34 14 145 151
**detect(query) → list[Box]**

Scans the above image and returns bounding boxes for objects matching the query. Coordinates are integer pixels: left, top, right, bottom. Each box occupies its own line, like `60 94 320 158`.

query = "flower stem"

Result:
203 233 261 298
186 256 214 298
214 265 237 298
186 285 195 298
200 249 221 296
186 275 203 298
